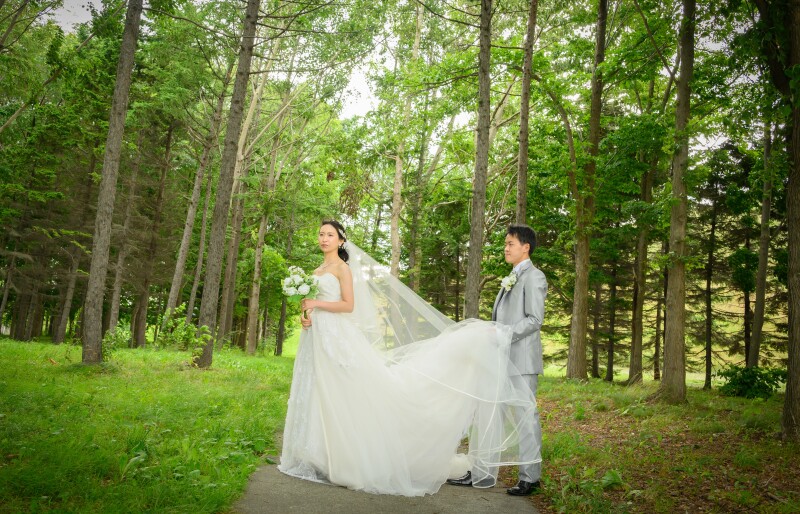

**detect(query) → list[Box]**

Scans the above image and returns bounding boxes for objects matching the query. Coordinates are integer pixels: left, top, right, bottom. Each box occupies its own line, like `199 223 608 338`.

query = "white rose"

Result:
283 277 292 287
297 284 310 295
285 286 298 296
291 274 303 285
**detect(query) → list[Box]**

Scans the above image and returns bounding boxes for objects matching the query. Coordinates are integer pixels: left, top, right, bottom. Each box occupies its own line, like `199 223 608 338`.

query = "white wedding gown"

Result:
278 272 539 497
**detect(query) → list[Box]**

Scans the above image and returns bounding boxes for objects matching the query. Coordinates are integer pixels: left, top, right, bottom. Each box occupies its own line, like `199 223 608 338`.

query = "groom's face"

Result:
504 234 530 266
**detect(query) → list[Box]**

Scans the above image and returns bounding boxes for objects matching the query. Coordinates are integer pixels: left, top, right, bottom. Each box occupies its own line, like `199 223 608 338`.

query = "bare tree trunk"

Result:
246 214 267 354
132 286 148 347
108 145 140 330
218 179 246 343
749 123 773 367
187 169 213 324
82 0 143 364
659 0 695 403
744 236 753 364
275 224 294 357
655 240 668 381
0 255 15 331
162 64 232 332
516 0 539 223
195 0 260 368
605 262 617 382
136 124 172 347
628 163 655 385
464 0 493 320
704 199 718 390
784 16 800 441
389 3 424 278
567 0 606 379
591 283 601 378
23 287 38 341
53 254 79 344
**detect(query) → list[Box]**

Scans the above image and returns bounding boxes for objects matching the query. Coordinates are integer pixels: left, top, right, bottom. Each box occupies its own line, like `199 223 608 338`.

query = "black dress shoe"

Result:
507 480 540 496
446 471 472 486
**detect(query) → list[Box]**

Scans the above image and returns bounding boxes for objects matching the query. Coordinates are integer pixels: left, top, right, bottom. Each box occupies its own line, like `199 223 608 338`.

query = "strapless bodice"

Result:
315 273 341 302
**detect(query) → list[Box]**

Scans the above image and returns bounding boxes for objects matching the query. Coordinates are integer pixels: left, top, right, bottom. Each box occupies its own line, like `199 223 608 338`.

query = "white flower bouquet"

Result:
282 266 319 302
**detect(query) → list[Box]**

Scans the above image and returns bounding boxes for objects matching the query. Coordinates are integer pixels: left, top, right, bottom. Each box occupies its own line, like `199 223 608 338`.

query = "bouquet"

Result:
282 265 319 302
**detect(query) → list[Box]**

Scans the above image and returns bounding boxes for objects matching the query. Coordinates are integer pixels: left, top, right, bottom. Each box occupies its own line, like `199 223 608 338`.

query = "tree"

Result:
194 0 261 368
566 0 607 380
464 0 493 320
82 0 143 364
515 0 539 223
659 0 696 403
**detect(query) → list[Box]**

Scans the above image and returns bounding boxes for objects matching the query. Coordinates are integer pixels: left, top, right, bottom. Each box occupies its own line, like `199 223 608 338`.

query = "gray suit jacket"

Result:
492 260 547 376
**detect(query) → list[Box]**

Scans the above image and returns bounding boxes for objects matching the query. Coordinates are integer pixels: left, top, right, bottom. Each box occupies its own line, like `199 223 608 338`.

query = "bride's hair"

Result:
321 219 349 263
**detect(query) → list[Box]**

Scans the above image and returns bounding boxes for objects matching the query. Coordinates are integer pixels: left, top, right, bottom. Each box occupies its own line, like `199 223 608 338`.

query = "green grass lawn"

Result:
0 338 293 513
1 337 797 513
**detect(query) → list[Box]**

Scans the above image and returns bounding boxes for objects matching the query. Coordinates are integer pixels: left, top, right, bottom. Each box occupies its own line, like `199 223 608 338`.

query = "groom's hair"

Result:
507 224 536 256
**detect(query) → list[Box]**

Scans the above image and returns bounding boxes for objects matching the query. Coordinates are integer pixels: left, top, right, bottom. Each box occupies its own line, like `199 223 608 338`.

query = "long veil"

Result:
345 242 454 348
343 242 540 486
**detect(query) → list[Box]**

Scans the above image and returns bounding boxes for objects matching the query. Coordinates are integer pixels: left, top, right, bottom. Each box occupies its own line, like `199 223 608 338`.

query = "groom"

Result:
447 223 547 496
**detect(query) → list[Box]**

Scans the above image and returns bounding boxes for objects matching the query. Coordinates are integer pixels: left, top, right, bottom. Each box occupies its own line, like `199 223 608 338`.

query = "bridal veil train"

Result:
278 242 541 497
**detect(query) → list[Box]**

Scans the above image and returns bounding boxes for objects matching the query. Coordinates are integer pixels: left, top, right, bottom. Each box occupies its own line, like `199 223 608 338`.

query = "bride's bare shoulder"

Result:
331 260 351 279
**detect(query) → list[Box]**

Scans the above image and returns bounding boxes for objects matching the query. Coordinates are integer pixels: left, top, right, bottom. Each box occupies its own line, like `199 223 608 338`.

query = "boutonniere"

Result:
500 271 517 292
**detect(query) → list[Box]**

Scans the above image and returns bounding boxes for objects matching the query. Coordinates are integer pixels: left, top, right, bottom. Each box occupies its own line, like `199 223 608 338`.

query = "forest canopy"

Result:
0 0 797 439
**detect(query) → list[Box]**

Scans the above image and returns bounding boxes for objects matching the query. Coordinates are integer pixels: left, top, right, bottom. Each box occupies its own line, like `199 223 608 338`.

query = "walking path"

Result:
233 464 538 514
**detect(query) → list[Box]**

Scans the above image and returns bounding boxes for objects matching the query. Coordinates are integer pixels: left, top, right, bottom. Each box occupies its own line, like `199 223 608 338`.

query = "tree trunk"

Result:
23 287 39 341
783 3 800 441
655 240 668 381
464 0 493 320
108 144 141 330
628 163 655 385
246 214 268 354
659 0 695 403
704 199 718 390
132 285 149 347
275 225 294 357
139 124 172 346
162 64 232 332
605 261 618 382
187 169 213 324
82 0 143 363
389 3 424 278
748 124 773 366
218 179 246 343
567 0 606 379
516 0 539 223
195 0 260 368
591 283 601 378
0 256 15 333
53 254 79 344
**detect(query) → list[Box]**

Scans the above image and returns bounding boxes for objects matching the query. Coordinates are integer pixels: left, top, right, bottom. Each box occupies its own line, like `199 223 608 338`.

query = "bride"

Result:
277 220 540 497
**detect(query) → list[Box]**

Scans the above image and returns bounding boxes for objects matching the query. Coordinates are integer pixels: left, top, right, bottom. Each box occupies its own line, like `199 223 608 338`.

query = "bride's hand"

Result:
301 298 318 311
300 310 312 329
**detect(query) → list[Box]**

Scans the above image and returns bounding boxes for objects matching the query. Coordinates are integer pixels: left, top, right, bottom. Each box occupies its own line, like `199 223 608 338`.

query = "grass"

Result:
527 375 800 514
1 337 798 513
0 338 293 513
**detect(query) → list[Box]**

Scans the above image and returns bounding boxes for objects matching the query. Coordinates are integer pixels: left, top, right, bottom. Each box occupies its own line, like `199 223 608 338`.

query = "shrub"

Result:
716 365 787 400
102 325 130 360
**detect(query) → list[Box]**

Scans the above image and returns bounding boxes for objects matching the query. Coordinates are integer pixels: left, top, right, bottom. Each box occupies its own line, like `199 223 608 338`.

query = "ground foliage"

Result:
0 338 292 513
516 375 800 513
1 339 797 513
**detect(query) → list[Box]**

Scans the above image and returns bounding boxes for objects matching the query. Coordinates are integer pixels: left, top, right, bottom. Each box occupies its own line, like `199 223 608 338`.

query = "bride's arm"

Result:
301 265 354 313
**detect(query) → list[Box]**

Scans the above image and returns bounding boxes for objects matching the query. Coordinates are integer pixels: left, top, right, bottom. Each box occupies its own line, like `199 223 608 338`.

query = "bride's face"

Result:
318 224 342 254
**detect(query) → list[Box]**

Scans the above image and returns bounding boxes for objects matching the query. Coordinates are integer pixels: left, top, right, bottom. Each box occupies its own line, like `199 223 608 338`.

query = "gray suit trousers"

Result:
511 373 542 482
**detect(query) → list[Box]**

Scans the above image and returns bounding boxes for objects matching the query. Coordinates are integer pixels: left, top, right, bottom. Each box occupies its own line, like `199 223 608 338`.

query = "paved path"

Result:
233 464 538 514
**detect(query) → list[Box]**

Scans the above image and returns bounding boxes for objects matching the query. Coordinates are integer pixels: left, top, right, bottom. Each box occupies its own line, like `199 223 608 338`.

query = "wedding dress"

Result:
278 244 540 497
